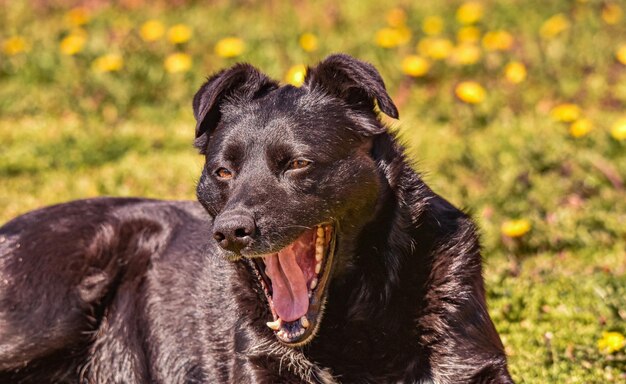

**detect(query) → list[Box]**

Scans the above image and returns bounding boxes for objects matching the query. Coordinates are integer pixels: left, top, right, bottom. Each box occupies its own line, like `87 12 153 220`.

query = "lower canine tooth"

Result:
266 318 282 331
300 316 309 328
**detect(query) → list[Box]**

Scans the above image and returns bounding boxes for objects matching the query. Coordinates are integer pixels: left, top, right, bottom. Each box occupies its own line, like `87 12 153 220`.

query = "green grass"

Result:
1 1 625 381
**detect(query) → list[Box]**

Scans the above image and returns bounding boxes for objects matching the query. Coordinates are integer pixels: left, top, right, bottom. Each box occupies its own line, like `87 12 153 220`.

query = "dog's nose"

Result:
213 213 256 253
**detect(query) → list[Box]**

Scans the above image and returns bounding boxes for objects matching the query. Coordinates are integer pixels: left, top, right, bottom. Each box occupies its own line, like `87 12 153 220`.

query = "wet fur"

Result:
0 54 513 383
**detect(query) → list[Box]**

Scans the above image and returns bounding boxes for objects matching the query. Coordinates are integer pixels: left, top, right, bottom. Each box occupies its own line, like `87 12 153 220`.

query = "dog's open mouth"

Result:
246 223 336 346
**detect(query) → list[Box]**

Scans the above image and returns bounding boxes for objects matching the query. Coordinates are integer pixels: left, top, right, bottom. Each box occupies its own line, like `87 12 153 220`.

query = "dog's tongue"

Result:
263 236 311 322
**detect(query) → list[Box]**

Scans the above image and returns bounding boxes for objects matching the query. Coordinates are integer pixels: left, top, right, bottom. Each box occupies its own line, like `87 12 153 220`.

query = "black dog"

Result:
0 54 513 383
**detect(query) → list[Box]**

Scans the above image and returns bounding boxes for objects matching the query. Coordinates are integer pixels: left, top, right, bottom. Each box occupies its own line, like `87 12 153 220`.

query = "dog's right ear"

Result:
304 54 399 132
193 64 278 152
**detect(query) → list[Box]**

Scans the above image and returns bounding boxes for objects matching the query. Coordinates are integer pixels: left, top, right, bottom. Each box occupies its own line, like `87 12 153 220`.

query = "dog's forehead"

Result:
218 86 354 148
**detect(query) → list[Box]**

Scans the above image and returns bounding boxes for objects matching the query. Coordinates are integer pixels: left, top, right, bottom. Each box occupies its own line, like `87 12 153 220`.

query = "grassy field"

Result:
1 0 625 381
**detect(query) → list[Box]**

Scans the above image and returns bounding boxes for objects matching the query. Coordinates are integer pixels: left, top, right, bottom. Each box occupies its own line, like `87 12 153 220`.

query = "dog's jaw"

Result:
245 223 337 347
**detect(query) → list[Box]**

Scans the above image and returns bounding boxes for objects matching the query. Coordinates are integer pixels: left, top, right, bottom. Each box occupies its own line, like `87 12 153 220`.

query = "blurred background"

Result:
1 0 625 381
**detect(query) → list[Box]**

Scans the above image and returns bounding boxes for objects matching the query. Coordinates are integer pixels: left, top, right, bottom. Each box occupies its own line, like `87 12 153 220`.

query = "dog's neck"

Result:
306 133 435 376
345 132 432 313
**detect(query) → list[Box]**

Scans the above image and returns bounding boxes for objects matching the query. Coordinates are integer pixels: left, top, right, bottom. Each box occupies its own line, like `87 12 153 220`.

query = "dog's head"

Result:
193 54 398 346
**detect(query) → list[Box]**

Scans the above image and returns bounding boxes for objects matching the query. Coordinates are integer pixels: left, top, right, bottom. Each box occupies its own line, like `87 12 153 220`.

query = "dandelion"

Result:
569 118 592 138
457 26 481 44
401 55 430 77
164 53 192 73
482 30 513 51
60 31 87 55
598 331 625 354
375 27 410 48
422 16 444 36
616 44 626 65
65 7 90 27
215 37 245 58
455 81 486 104
602 3 623 25
456 2 484 25
167 24 192 44
2 36 28 56
449 43 481 66
92 53 123 73
140 20 165 42
611 117 626 141
504 61 527 84
285 64 307 87
550 103 581 123
386 8 407 27
299 33 318 52
418 37 453 60
501 219 531 238
540 14 570 39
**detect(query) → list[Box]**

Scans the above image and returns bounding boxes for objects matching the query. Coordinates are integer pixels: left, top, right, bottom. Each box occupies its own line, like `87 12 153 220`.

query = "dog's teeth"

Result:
315 245 324 261
315 261 321 274
310 277 318 290
316 226 324 237
300 316 309 328
266 318 282 331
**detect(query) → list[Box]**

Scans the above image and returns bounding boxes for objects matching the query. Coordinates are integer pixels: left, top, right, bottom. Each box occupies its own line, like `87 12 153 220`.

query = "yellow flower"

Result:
401 55 430 77
140 20 165 42
299 33 318 52
167 24 192 44
92 53 123 73
164 53 192 73
602 3 623 25
418 37 454 60
501 219 531 238
422 16 444 36
457 26 481 44
550 103 581 123
611 117 626 141
285 64 307 87
598 331 625 354
616 45 626 65
386 8 407 27
60 31 87 55
215 37 245 58
2 36 28 56
449 43 481 66
375 27 410 48
504 61 527 84
482 30 513 51
569 118 593 138
455 81 486 104
456 2 484 25
540 14 570 39
65 7 90 27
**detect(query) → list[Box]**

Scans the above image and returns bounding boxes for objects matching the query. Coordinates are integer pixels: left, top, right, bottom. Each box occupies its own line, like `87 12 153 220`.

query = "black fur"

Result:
0 54 513 383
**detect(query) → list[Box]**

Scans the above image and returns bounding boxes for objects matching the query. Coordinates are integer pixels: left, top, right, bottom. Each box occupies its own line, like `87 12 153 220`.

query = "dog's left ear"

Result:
193 63 279 149
304 54 399 134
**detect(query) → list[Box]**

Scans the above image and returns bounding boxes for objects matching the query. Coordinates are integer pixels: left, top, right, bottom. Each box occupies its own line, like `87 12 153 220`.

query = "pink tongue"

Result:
264 245 310 322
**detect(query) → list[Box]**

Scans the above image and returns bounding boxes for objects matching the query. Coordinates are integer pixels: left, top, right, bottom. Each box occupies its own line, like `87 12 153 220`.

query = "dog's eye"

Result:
289 159 312 170
215 168 233 180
